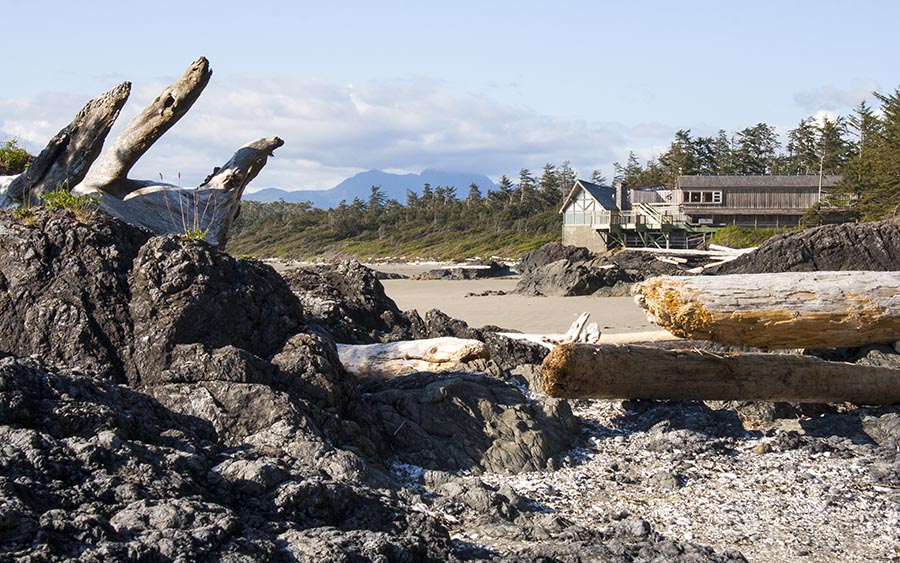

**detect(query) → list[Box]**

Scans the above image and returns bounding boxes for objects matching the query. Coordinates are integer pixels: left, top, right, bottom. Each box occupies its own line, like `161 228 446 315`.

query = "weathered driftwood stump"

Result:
0 56 281 247
7 83 131 205
633 271 900 349
541 343 900 404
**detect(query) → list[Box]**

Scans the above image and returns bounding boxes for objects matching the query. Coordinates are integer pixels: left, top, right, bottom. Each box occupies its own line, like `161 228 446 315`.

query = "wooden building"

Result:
677 174 842 229
561 174 844 251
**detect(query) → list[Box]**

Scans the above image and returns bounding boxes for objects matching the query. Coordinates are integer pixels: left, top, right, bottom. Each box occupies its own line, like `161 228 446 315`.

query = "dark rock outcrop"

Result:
281 260 417 344
0 356 456 562
517 242 594 275
0 214 149 380
514 243 690 297
129 236 304 387
607 249 690 278
716 219 900 274
419 261 512 280
515 257 634 296
0 211 751 562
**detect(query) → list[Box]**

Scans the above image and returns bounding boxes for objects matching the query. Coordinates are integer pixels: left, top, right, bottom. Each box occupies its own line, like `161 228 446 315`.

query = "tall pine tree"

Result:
839 90 900 218
733 123 780 174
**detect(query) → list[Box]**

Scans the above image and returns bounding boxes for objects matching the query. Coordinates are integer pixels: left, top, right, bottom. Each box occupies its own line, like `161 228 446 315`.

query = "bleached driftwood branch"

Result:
95 136 283 246
633 271 900 349
337 337 488 378
541 342 900 405
79 57 212 198
499 312 601 349
499 312 680 349
596 330 681 345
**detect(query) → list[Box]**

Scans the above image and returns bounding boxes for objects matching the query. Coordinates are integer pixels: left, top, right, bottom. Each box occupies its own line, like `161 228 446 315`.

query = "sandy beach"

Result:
373 264 656 335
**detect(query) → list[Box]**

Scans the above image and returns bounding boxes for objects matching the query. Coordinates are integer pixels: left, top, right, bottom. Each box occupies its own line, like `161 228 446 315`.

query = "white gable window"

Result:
685 191 722 204
564 188 598 225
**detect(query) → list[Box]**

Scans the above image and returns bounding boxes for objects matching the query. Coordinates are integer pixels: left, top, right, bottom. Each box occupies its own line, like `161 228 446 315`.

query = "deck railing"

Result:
591 204 687 229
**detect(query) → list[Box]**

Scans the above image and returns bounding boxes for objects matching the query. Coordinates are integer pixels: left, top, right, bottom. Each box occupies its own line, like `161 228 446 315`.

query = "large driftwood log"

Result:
633 271 900 349
1 57 280 247
337 337 487 378
541 343 900 404
5 82 131 205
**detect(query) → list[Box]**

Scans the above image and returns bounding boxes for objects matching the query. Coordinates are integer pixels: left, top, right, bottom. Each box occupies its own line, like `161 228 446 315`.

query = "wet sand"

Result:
379 275 655 335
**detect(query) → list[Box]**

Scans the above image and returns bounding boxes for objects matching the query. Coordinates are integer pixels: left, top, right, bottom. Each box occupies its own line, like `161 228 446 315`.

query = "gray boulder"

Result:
0 213 149 380
281 259 418 343
419 261 512 280
516 257 634 296
362 372 577 474
517 242 595 274
716 219 900 274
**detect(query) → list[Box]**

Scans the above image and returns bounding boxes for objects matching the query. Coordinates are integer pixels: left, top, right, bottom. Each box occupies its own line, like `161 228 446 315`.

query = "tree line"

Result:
229 86 900 258
227 162 581 259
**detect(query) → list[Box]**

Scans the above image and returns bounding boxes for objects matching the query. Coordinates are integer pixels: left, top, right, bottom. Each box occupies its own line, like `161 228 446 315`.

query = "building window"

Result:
686 191 722 204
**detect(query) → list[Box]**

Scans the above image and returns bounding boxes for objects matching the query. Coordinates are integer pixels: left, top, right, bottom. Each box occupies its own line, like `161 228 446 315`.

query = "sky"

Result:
2 0 898 191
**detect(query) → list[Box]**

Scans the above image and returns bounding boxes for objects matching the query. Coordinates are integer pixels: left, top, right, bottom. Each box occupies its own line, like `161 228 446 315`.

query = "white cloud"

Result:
793 81 880 114
2 76 677 190
811 110 840 128
0 93 93 152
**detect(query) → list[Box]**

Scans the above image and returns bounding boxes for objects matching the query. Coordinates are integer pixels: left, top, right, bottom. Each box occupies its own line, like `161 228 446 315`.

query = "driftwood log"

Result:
337 337 488 378
541 343 900 404
633 271 900 349
0 56 281 247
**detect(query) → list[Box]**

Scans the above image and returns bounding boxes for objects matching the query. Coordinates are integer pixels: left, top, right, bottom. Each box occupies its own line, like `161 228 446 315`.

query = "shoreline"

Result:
267 259 656 335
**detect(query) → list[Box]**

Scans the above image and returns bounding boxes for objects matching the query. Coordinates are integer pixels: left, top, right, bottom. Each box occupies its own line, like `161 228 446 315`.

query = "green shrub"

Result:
12 207 36 226
180 226 209 241
709 225 790 248
0 139 34 175
41 189 102 222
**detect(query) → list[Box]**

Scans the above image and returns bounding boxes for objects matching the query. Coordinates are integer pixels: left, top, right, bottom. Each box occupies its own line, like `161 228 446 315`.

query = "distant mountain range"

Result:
245 169 498 208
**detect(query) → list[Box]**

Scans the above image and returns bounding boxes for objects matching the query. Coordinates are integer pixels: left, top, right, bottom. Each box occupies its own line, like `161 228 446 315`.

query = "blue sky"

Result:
2 0 898 190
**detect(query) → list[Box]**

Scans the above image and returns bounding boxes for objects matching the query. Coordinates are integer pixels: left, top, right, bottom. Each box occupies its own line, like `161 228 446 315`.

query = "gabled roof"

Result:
677 174 843 189
559 179 618 213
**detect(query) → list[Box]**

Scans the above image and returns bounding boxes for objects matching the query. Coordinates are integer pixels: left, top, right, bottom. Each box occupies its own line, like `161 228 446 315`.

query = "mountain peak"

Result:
246 169 497 207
